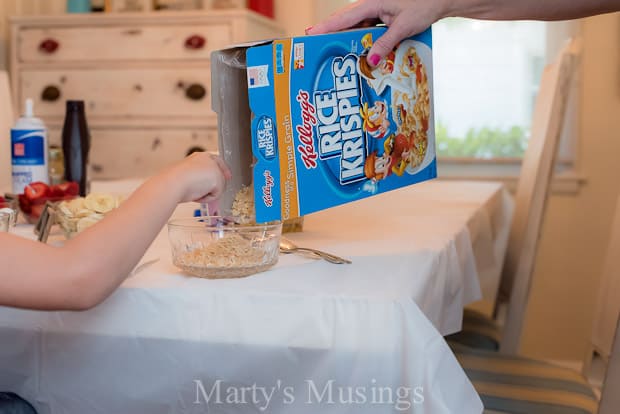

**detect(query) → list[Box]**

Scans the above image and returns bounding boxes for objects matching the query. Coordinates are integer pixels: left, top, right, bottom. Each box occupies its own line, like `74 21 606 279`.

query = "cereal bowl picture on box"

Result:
358 35 435 181
305 31 435 199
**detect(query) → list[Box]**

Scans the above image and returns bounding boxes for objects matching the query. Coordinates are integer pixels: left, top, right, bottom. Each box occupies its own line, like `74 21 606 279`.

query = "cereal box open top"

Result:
212 27 436 224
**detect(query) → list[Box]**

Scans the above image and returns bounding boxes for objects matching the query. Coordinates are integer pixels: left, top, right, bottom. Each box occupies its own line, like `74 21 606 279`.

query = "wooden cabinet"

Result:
47 127 218 179
18 24 232 62
21 68 213 120
10 11 283 179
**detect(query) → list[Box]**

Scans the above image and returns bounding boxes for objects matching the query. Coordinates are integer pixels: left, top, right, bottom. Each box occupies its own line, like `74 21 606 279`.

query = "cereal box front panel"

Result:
248 27 436 223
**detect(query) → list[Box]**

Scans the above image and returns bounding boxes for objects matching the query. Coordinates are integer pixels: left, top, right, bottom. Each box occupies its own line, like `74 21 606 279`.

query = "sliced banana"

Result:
74 208 94 218
76 214 103 233
60 198 87 217
58 193 120 235
84 193 117 214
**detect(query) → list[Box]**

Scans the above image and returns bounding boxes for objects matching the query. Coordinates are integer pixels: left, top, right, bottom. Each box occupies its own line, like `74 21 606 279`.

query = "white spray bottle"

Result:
11 98 49 194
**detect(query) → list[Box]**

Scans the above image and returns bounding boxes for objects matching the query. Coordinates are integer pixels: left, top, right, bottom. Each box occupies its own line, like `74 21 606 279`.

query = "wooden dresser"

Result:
9 11 283 179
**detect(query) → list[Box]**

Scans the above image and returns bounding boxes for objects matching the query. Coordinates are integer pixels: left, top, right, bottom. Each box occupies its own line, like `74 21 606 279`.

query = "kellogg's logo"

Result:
295 90 318 169
262 170 274 208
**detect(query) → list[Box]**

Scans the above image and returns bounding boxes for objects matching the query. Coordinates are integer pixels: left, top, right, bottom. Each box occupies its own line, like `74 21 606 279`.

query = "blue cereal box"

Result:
212 27 436 224
247 27 436 223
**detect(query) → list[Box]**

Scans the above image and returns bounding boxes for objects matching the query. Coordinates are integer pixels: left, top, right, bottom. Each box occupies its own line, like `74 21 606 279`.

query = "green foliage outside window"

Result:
435 121 529 158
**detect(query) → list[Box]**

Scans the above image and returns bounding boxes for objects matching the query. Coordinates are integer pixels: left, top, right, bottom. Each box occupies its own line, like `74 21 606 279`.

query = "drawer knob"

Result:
39 38 60 54
186 146 206 156
185 83 207 101
41 85 61 102
185 35 206 50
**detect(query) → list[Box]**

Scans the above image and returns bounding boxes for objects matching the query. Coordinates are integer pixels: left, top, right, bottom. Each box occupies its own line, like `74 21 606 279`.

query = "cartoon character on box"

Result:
360 101 391 139
364 151 392 182
359 33 395 77
358 31 432 175
386 132 414 176
364 131 415 182
358 34 409 94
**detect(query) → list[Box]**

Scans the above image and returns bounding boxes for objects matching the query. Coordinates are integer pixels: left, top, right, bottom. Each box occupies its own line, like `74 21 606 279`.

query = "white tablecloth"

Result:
0 180 512 413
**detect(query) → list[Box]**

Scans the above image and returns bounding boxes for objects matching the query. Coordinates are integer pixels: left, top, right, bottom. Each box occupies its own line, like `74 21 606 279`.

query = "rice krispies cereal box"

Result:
233 27 435 223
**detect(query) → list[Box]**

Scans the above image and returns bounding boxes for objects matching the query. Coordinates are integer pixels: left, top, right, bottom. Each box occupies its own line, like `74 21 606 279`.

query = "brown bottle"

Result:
61 101 91 196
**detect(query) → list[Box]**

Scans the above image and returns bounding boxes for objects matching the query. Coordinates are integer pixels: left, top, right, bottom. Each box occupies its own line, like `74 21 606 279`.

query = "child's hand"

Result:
168 152 232 204
307 0 446 68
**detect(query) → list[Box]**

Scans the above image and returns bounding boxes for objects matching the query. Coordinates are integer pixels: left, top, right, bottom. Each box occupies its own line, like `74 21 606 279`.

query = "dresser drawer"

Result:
18 24 231 63
21 68 212 120
49 127 218 179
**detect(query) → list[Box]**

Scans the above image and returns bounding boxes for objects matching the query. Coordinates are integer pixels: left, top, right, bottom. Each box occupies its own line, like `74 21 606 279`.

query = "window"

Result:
434 19 579 165
433 19 547 159
434 19 582 192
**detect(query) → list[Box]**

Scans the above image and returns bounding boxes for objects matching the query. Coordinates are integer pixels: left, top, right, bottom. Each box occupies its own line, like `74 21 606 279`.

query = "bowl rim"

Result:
168 216 282 232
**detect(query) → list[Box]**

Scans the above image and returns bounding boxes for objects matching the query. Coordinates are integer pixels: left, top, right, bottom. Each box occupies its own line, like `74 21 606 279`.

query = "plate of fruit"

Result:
18 182 79 224
56 193 123 238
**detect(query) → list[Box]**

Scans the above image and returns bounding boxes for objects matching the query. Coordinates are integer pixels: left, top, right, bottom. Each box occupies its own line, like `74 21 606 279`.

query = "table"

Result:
0 180 512 413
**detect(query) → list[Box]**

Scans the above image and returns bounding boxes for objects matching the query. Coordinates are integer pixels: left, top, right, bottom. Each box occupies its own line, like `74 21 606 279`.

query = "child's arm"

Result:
0 152 231 311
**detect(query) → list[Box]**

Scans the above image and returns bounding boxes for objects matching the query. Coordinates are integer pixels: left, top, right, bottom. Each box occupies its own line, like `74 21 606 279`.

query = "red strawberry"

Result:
24 182 50 201
18 194 32 214
31 203 46 220
49 185 65 198
57 181 79 196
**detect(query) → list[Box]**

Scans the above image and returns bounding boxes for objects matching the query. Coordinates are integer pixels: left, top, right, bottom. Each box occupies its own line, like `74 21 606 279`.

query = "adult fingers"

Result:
366 15 414 66
353 18 383 29
307 1 376 35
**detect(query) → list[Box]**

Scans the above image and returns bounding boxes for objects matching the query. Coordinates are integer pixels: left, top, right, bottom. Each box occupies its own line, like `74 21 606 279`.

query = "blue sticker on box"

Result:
247 27 437 223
